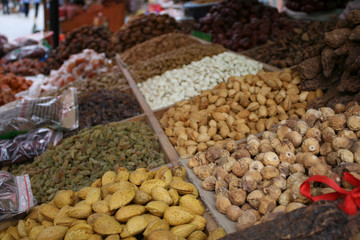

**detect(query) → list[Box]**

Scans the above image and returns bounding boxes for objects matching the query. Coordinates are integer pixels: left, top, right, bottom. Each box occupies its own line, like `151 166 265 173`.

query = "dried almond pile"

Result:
160 69 319 158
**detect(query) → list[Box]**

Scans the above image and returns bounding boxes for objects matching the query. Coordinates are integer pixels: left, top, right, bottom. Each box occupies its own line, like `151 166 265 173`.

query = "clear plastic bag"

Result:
0 171 36 222
0 128 63 167
0 88 78 139
1 45 47 64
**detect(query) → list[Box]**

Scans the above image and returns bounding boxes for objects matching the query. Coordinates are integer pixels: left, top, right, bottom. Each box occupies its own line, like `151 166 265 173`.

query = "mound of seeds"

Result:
130 43 226 83
120 32 200 65
9 120 166 203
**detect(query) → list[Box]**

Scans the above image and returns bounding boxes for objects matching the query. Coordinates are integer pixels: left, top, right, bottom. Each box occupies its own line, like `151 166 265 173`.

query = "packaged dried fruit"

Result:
0 88 78 139
0 171 36 222
0 128 62 167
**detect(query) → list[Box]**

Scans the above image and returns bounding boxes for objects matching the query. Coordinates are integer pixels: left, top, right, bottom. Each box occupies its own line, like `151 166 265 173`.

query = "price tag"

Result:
191 30 212 42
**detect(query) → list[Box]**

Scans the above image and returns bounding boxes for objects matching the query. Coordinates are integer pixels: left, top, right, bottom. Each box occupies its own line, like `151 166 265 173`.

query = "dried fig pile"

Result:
188 103 360 230
299 10 360 109
44 26 115 73
194 0 297 51
160 69 317 158
120 33 199 65
243 21 335 68
112 14 180 53
0 166 226 240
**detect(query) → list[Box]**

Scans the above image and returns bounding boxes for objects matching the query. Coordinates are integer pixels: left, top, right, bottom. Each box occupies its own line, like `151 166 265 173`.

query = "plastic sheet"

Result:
0 88 78 139
1 45 47 64
0 171 36 222
0 128 62 167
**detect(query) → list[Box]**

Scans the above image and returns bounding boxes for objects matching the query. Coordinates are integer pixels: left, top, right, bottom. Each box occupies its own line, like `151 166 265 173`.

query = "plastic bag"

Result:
0 128 62 167
0 171 36 222
0 88 78 139
1 45 47 64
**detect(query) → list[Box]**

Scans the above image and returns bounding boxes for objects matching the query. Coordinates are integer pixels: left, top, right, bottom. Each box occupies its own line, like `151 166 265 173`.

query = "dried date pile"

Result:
0 58 46 76
63 89 141 138
243 21 335 68
299 10 360 109
41 70 128 97
120 32 199 65
130 43 226 83
194 0 297 51
9 120 167 203
188 103 360 230
44 26 115 73
112 13 180 53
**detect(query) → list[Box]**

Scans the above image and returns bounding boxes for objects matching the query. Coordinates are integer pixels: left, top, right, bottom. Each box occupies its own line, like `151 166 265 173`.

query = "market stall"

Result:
0 1 360 239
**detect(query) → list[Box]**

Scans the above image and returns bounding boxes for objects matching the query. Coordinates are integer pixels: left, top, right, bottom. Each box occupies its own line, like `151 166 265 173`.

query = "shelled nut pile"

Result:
0 166 226 240
41 70 128 97
112 14 180 53
188 103 360 230
120 33 200 65
130 43 226 84
139 52 262 110
159 69 318 158
9 120 166 203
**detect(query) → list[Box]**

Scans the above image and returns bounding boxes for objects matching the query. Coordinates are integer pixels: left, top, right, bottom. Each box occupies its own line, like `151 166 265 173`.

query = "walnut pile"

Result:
299 10 360 108
160 69 319 158
188 102 360 231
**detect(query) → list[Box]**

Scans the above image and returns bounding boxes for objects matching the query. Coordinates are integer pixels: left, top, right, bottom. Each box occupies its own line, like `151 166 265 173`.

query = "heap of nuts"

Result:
160 69 318 158
112 14 180 53
131 43 226 84
187 103 360 230
139 52 262 110
0 166 226 240
120 33 200 65
0 73 33 106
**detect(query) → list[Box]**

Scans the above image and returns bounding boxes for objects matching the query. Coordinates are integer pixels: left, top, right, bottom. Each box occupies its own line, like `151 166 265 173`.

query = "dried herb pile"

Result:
9 121 166 203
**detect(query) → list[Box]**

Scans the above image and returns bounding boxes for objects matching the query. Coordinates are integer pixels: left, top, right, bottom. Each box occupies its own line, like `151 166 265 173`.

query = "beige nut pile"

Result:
188 102 360 231
0 166 226 240
160 69 319 158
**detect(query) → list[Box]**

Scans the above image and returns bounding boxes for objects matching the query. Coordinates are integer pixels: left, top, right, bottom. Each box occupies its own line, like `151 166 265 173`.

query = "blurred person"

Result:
2 0 10 14
34 0 39 18
23 0 29 16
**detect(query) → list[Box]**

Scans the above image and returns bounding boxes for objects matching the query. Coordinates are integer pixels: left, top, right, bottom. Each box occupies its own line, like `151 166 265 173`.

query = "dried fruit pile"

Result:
188 103 360 230
63 90 141 138
0 166 226 240
112 14 180 53
42 49 118 91
130 43 226 84
0 58 46 76
45 26 115 73
299 10 360 109
9 121 166 203
194 0 297 51
120 33 200 65
243 21 335 68
159 69 317 158
41 70 128 97
0 73 32 106
285 0 348 13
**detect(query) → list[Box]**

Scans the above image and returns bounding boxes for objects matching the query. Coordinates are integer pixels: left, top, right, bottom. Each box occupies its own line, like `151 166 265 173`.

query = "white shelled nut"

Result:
137 52 263 110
